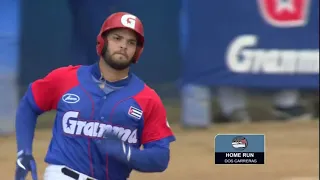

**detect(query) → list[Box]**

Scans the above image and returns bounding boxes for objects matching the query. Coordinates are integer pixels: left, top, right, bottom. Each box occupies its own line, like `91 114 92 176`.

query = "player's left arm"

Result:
126 97 176 173
95 93 176 172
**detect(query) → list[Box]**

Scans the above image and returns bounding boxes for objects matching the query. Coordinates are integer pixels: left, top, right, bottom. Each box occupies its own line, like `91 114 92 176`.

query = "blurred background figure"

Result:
214 88 311 122
0 0 20 135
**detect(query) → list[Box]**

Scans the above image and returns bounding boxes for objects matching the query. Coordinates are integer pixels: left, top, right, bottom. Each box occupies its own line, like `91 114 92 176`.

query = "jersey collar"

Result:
90 62 131 87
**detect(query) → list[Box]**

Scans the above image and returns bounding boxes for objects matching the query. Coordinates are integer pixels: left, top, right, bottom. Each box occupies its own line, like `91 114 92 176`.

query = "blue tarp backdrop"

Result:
180 0 319 89
0 0 19 74
15 0 320 90
19 0 181 87
0 0 20 134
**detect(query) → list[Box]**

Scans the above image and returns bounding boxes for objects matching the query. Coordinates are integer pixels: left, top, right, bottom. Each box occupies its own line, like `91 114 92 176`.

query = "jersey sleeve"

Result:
140 95 176 145
28 68 61 112
28 66 79 112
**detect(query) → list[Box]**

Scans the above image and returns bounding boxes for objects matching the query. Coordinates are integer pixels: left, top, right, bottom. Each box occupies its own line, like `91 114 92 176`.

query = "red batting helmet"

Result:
96 12 144 63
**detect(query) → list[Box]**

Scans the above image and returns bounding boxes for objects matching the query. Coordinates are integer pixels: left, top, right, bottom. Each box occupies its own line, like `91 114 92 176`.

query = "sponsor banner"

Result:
181 0 319 89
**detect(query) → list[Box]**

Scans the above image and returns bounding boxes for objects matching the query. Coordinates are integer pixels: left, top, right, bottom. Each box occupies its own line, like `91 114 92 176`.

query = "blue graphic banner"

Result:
181 0 319 89
214 134 265 164
215 134 265 152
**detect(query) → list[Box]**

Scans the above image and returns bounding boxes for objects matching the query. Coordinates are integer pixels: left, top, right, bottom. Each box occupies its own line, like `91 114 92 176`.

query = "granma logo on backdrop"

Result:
257 0 311 27
225 0 318 75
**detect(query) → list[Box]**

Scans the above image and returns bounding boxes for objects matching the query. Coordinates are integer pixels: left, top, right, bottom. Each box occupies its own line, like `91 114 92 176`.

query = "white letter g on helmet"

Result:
121 14 137 29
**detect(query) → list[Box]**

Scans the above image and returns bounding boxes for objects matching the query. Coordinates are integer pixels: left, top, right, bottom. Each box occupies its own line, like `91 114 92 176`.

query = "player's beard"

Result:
103 48 133 71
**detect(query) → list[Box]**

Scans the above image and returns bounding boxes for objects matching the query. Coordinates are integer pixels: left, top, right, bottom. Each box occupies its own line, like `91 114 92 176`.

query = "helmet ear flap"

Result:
96 35 103 56
96 31 110 56
132 46 143 63
96 33 108 56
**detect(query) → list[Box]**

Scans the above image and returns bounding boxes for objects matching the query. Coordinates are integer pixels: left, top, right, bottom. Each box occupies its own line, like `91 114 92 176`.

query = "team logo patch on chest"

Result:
128 106 143 119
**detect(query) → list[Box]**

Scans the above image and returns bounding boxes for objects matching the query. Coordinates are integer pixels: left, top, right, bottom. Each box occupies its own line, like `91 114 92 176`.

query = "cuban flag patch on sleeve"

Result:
128 106 143 119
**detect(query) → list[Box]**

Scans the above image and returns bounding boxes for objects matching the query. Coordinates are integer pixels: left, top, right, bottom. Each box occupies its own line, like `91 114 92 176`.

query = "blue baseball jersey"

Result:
21 63 175 179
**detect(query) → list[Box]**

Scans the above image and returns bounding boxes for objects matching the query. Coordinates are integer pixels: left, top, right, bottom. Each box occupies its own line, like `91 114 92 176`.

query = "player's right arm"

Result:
15 67 64 152
15 66 79 180
15 67 66 180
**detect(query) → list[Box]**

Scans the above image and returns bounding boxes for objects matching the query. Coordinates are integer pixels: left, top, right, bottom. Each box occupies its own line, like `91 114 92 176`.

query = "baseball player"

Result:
15 12 176 180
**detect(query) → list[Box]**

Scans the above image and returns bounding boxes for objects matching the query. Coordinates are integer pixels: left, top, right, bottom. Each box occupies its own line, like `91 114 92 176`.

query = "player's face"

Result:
103 28 137 70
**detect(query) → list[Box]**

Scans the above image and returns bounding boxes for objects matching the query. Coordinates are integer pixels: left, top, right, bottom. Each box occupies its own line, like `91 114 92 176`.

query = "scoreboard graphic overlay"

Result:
214 134 265 164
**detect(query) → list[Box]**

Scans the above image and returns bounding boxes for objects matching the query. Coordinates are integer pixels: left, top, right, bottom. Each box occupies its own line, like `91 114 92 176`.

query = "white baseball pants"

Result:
44 164 97 180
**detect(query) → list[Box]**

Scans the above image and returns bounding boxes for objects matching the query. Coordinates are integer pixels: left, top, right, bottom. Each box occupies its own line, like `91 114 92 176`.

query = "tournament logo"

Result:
232 136 248 151
257 0 311 27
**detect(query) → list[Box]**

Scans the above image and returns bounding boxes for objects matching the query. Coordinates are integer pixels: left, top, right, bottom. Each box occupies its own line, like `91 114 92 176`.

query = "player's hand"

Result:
15 150 38 180
95 131 131 163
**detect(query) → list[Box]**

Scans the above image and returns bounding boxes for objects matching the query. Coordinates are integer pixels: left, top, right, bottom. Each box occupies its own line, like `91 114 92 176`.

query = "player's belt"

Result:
61 167 95 180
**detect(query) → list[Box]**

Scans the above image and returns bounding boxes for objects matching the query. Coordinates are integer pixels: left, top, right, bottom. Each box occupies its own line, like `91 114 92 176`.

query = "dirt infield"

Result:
1 120 318 180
